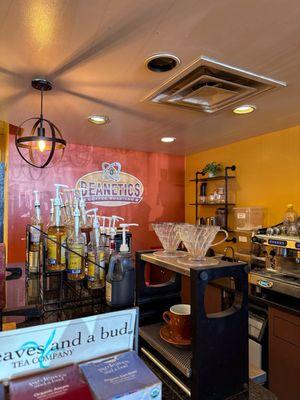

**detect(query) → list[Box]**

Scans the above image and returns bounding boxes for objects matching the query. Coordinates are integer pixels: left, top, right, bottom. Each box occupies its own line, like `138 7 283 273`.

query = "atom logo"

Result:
102 162 121 182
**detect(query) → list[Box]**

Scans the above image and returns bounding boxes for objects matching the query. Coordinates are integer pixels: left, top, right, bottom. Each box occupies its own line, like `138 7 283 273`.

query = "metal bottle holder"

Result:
25 224 105 316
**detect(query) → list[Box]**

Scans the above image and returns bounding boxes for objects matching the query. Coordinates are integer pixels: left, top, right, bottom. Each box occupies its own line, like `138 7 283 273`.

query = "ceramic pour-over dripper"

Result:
177 224 228 266
152 222 185 258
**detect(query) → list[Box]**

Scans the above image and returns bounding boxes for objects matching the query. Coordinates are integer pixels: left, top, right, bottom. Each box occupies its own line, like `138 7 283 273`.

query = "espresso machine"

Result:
250 224 300 298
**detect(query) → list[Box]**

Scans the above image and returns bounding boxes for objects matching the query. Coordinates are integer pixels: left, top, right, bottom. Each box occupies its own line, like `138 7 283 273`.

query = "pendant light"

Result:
15 78 67 168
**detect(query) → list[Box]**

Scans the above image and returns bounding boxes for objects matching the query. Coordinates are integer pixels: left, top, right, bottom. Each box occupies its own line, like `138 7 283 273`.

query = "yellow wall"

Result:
185 125 300 229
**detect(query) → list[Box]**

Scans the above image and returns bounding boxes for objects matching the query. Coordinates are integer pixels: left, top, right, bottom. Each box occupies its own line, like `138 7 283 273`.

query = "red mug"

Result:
163 304 191 340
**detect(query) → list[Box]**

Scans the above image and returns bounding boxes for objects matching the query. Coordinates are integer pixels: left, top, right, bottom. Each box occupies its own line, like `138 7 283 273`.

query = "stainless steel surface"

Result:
251 233 300 298
140 347 191 397
141 323 266 386
249 271 300 299
140 322 192 378
254 234 300 250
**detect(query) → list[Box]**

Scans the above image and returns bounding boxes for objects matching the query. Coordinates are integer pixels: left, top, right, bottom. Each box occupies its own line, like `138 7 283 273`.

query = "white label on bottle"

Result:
30 225 41 243
237 213 246 219
106 282 112 303
239 236 248 243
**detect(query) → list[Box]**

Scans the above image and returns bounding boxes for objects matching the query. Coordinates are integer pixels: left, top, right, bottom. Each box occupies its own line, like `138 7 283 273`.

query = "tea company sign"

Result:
0 309 137 381
76 162 144 207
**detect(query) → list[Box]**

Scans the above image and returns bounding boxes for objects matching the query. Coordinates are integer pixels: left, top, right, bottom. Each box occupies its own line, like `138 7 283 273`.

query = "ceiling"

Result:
0 0 300 155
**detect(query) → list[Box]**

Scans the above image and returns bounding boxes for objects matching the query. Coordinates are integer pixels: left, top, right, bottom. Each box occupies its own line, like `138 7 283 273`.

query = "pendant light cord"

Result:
40 87 44 130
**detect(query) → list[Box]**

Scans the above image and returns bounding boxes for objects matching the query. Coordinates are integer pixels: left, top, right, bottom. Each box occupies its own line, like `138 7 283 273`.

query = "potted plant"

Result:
201 162 223 178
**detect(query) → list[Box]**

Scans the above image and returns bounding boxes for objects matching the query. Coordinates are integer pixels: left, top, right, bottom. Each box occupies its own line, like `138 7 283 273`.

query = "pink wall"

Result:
8 136 185 263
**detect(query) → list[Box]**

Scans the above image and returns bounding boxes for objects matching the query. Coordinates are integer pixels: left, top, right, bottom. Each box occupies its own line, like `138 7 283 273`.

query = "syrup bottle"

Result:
106 223 138 307
28 190 43 274
47 183 68 271
87 209 106 289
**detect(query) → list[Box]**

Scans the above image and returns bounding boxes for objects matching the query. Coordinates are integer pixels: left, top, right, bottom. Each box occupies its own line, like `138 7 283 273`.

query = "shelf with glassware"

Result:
189 165 237 243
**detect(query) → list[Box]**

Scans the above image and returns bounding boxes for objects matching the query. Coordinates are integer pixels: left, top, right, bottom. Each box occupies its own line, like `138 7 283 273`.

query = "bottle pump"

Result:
86 209 105 288
109 215 124 255
54 184 69 227
99 216 109 256
101 216 112 259
63 190 72 220
47 198 55 230
78 189 92 248
33 190 41 221
67 197 85 280
47 183 69 271
106 223 138 308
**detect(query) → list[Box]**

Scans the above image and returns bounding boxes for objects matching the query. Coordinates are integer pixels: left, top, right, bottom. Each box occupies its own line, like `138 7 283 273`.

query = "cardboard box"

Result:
10 364 93 400
80 351 162 400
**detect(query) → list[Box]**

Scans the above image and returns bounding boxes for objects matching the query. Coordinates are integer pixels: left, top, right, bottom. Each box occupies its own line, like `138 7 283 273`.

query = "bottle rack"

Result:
25 224 105 316
189 165 236 242
135 251 249 400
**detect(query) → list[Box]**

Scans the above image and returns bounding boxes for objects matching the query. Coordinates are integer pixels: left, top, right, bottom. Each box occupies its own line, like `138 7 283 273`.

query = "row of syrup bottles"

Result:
27 184 138 307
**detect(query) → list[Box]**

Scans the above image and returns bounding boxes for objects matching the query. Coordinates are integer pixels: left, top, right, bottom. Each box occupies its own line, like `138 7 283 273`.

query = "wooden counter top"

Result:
140 252 244 277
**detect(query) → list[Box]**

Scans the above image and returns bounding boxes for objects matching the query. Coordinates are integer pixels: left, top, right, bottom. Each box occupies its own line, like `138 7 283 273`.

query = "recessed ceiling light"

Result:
88 115 110 124
233 105 256 114
161 137 176 143
145 53 181 72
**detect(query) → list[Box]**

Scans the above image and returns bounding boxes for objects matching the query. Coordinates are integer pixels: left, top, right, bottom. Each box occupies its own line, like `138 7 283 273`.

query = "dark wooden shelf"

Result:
190 175 236 183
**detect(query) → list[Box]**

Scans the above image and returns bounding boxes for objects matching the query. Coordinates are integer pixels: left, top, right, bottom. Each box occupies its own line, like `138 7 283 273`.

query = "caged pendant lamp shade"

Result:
15 78 67 168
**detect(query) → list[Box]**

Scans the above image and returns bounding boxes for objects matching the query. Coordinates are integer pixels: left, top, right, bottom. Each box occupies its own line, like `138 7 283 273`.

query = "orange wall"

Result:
8 136 185 263
185 124 300 229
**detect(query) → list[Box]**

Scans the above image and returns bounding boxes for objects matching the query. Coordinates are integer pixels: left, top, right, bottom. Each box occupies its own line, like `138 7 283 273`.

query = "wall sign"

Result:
0 309 137 381
76 162 144 207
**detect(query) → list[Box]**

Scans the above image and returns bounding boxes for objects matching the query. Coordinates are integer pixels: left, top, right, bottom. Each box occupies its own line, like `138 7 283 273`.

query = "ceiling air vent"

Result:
143 56 286 113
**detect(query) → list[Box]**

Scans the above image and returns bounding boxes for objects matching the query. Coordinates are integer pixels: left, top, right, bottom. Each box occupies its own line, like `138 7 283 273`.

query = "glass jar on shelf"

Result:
209 193 216 203
200 182 207 203
217 187 225 203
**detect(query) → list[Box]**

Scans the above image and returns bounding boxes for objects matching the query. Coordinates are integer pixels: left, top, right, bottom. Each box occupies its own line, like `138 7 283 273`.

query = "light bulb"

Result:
233 105 256 114
88 115 110 124
38 139 46 152
161 137 176 143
